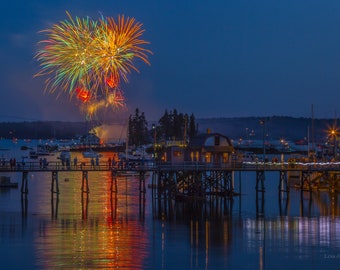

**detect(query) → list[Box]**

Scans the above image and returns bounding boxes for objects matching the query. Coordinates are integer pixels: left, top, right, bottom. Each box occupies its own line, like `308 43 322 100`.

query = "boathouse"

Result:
164 132 235 165
188 132 234 164
165 145 186 164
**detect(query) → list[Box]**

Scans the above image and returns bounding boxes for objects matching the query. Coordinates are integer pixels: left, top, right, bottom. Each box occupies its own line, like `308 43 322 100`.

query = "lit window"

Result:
173 151 182 157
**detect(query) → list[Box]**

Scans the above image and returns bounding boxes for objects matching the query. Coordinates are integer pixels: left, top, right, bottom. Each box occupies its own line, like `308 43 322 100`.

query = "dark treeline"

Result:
3 114 332 143
0 121 88 139
0 109 198 142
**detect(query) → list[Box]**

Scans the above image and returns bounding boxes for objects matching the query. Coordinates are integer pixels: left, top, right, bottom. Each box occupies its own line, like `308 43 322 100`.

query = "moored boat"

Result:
82 149 102 158
29 151 39 159
118 146 153 162
0 176 18 188
58 150 71 163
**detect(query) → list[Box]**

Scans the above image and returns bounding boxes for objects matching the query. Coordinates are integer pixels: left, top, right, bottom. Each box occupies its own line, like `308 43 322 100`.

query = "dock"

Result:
0 160 340 197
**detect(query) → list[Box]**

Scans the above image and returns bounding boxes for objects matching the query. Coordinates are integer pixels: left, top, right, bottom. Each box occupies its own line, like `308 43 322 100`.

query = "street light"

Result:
280 138 285 162
330 128 337 160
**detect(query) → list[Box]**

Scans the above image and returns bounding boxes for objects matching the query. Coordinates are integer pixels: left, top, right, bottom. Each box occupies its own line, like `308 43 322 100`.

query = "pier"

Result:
1 160 340 197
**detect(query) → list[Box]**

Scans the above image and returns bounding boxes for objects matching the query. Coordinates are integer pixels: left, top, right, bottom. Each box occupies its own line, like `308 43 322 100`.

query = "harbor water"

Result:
0 140 340 269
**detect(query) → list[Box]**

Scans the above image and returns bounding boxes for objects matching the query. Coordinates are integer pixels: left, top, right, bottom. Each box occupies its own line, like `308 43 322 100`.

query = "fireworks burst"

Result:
80 89 127 119
35 11 151 118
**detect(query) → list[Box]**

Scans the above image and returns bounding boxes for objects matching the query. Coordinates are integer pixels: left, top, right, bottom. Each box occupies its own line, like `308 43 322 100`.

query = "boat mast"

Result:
311 104 315 159
307 125 310 158
334 110 337 160
126 119 129 158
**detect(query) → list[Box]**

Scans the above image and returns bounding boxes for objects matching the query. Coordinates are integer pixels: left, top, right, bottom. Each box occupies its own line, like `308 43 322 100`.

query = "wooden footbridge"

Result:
1 160 340 199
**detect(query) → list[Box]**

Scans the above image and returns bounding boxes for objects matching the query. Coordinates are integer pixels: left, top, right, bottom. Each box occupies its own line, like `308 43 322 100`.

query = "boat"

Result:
29 151 39 159
58 150 71 162
0 176 18 188
82 149 102 158
118 146 153 162
29 144 57 159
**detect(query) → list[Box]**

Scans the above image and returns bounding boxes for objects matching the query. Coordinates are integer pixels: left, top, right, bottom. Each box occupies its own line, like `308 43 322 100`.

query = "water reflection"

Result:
1 169 340 269
256 190 265 217
34 216 150 269
244 216 340 259
278 190 289 216
81 192 89 220
14 172 150 269
51 194 58 219
152 182 340 269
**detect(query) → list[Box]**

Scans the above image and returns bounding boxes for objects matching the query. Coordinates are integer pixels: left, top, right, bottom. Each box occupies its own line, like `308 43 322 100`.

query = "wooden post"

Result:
139 171 146 193
225 170 233 196
51 193 59 219
111 170 117 193
256 170 265 192
256 189 265 216
21 193 28 219
21 171 28 194
279 171 289 192
81 192 89 219
81 170 89 193
51 171 59 194
301 171 311 191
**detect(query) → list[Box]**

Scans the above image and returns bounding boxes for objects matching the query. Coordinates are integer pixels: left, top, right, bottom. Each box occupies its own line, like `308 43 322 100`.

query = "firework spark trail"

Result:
80 89 126 119
35 12 98 95
35 11 151 118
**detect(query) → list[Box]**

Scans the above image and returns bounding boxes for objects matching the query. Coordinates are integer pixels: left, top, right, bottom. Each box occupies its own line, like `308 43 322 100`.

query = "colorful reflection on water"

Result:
0 152 339 269
1 168 150 269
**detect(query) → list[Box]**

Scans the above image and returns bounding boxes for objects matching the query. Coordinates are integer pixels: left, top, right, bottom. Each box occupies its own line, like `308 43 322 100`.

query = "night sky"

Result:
1 0 340 122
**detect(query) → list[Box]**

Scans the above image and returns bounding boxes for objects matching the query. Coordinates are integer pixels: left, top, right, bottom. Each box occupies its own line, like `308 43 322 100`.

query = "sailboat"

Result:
29 143 56 159
118 146 152 162
81 124 102 158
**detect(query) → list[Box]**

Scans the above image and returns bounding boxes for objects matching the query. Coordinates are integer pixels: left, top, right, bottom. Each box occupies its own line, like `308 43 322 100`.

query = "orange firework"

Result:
76 87 92 103
105 73 120 89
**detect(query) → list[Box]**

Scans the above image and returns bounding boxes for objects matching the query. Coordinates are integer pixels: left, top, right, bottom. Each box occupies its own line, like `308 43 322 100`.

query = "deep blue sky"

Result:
1 0 340 122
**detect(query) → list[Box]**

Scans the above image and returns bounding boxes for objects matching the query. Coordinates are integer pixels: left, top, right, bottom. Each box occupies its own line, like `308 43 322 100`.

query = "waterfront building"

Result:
188 132 234 164
164 132 234 165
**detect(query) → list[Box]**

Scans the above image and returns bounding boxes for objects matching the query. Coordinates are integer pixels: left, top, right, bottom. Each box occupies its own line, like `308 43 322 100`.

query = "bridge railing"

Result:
0 160 157 172
3 159 340 172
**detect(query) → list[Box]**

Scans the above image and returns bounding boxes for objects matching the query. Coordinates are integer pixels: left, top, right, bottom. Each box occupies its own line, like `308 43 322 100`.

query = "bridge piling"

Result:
51 171 59 194
278 190 289 216
81 193 89 219
301 171 312 192
21 194 28 220
21 171 28 194
110 170 117 193
81 171 89 193
256 170 265 192
279 171 289 192
256 190 265 216
139 171 146 194
51 193 59 219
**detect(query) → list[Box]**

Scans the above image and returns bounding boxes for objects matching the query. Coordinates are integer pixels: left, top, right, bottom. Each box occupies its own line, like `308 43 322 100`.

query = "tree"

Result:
158 109 197 141
128 108 149 146
158 109 172 139
188 113 198 139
